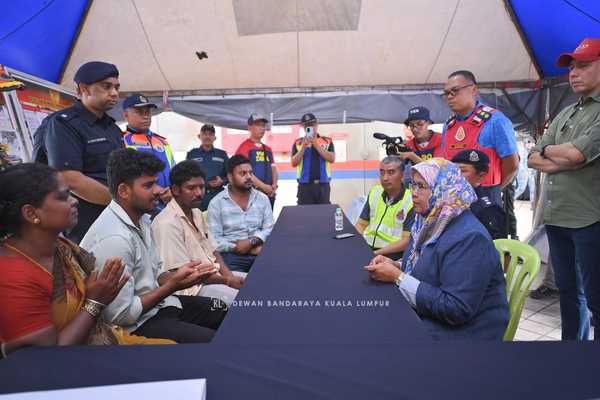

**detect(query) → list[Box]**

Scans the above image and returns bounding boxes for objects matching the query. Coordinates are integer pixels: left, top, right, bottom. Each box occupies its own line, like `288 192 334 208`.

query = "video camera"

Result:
373 133 412 156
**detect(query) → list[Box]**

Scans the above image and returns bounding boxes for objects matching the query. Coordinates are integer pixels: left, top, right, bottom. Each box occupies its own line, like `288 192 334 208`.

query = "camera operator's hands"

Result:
399 151 422 164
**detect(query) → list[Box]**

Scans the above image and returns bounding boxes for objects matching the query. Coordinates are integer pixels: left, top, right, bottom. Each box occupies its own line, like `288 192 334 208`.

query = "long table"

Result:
2 205 600 399
215 204 428 345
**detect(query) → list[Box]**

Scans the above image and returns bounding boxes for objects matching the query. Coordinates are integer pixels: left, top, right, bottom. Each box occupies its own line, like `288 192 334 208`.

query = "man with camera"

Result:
400 106 443 164
291 113 336 204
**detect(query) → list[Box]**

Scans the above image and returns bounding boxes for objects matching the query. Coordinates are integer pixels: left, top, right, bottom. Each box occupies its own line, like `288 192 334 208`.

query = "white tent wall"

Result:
60 0 539 92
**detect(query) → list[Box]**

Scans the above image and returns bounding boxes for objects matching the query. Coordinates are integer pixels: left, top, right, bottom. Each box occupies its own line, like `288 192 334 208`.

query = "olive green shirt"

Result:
530 93 600 228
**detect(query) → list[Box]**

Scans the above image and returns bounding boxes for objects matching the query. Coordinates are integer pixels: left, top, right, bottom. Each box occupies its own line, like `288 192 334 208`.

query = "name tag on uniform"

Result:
87 137 108 144
212 157 225 162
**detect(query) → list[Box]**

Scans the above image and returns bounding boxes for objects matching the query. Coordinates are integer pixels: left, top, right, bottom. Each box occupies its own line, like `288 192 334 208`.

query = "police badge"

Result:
455 126 466 141
396 209 405 221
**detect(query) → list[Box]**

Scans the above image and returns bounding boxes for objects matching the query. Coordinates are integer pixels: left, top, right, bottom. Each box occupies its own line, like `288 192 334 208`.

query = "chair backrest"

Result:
493 239 541 341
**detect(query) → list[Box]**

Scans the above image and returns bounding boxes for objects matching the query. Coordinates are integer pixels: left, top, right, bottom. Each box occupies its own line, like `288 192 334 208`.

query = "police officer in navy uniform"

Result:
452 149 508 240
186 124 229 211
33 61 123 244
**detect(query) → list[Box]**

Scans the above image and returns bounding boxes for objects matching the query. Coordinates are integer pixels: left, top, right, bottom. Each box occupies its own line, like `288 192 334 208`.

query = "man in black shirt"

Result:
33 61 124 243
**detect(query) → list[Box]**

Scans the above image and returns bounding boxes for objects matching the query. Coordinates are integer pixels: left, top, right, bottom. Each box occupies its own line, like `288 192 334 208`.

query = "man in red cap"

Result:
528 38 600 341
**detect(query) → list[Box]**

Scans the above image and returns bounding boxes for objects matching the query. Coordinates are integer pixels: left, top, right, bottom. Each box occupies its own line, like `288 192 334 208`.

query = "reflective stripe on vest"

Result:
362 184 413 249
295 137 332 183
443 105 502 186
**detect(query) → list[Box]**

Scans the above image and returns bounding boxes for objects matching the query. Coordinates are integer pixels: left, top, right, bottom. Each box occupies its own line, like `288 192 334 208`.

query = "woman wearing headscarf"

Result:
0 163 173 356
364 158 509 340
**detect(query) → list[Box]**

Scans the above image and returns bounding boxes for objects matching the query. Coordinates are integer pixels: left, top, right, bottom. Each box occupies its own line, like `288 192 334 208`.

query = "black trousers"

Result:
132 295 227 343
297 183 331 205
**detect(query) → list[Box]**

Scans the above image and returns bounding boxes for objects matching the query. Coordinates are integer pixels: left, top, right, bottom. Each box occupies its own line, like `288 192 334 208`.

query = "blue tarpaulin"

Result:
1 0 599 84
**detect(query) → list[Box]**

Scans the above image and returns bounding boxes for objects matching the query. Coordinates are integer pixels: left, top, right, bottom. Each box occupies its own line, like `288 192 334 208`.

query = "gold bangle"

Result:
86 298 107 308
82 299 104 318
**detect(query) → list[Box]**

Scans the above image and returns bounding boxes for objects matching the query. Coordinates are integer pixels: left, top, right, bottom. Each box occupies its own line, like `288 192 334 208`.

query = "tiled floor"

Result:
515 293 595 341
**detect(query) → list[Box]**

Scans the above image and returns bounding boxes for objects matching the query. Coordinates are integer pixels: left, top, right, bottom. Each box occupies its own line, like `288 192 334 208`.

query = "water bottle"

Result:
335 207 344 232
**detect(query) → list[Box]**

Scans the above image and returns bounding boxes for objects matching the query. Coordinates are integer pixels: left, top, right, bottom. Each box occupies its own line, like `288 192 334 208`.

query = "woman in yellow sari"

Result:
0 163 173 357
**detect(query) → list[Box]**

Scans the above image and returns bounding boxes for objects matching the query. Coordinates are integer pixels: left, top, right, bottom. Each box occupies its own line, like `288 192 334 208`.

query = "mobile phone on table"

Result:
334 233 355 239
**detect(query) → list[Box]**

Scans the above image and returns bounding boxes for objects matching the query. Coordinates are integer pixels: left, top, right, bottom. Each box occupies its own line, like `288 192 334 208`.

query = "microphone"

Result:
373 132 389 140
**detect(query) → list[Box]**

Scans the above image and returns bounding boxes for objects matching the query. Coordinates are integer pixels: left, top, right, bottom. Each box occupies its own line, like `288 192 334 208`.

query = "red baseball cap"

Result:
557 38 600 67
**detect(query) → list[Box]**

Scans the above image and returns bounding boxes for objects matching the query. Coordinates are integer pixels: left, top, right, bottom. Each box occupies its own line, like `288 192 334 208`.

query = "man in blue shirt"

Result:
441 70 519 206
186 124 229 211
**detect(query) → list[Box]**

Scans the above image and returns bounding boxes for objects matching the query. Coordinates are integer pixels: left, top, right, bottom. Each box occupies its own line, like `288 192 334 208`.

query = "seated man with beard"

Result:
207 155 274 273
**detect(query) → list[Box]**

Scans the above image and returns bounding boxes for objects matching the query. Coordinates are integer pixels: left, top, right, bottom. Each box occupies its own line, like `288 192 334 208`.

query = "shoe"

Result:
529 285 559 300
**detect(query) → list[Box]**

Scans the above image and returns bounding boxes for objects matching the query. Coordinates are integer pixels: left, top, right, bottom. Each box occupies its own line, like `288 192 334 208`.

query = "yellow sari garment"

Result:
52 237 175 345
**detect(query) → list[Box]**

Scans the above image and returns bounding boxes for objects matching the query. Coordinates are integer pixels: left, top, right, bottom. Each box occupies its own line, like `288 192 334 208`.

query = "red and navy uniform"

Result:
406 131 442 161
235 139 274 185
443 105 503 187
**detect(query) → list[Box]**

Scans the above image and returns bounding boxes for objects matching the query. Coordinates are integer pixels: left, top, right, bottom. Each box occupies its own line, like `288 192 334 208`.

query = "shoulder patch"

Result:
57 111 79 122
445 115 456 128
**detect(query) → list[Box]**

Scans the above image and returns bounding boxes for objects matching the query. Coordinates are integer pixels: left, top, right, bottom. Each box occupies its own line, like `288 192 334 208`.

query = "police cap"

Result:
74 61 119 85
451 149 490 170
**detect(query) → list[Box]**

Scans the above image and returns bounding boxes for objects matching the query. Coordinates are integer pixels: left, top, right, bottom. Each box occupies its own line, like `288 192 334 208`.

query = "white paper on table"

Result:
0 378 206 400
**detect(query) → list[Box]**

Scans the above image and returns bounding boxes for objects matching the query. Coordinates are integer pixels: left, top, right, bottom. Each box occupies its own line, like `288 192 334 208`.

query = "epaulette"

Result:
153 132 168 141
472 106 496 126
446 115 457 128
56 109 79 122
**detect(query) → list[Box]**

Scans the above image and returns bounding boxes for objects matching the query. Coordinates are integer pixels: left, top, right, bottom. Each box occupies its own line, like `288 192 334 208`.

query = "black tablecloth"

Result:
2 205 600 399
215 204 427 345
2 342 600 399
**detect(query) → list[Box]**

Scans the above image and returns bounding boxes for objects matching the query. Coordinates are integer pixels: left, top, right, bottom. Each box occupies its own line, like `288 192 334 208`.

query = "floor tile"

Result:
517 319 555 336
527 312 561 328
514 329 543 341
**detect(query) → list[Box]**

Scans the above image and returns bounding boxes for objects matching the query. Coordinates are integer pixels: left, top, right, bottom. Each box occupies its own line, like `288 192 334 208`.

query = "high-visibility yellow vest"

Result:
363 184 413 249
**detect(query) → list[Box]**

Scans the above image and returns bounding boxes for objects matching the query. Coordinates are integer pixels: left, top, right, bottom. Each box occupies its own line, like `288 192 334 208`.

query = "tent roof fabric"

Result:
59 0 538 92
1 1 599 92
510 0 600 78
0 0 89 83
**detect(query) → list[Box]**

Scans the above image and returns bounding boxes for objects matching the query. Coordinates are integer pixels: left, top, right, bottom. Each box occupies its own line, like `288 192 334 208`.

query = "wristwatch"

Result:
540 145 549 158
249 237 261 247
394 272 404 288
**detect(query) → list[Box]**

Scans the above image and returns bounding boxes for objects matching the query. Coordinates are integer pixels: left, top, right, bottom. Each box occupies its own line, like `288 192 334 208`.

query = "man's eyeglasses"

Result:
441 84 473 98
408 121 427 129
408 182 430 193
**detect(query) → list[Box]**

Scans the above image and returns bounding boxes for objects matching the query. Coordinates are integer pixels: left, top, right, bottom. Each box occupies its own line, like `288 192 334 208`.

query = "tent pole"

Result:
503 0 544 79
58 0 94 84
500 88 535 129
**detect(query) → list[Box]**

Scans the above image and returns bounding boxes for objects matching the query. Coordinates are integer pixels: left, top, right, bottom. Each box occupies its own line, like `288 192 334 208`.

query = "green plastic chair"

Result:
493 239 541 341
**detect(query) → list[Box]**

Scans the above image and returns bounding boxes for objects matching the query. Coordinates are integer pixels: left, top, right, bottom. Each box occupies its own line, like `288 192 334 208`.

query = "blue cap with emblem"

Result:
122 93 157 110
451 149 490 171
404 106 433 125
74 61 119 85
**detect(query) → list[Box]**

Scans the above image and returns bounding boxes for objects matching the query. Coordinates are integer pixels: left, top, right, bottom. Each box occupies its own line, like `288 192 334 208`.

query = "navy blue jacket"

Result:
402 210 509 340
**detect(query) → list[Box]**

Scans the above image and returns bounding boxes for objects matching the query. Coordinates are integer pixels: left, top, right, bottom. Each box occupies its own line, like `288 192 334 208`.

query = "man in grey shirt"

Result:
81 148 226 343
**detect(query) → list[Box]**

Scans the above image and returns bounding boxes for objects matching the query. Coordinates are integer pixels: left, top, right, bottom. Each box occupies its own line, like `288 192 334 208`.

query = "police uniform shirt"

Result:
472 185 507 240
186 146 229 186
33 101 123 185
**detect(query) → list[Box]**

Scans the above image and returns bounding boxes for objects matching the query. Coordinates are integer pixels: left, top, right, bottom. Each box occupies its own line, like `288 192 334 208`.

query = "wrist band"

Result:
86 298 107 307
82 298 105 318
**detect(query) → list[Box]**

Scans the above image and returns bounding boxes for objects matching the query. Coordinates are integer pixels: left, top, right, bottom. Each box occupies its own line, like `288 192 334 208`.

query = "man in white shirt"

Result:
81 148 226 343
